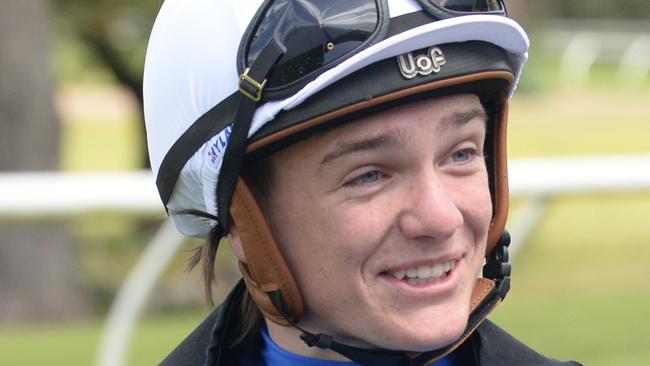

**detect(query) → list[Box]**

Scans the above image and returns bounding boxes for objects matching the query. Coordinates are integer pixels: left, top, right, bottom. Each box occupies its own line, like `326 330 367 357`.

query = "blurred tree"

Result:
0 0 90 322
552 0 650 19
55 0 160 168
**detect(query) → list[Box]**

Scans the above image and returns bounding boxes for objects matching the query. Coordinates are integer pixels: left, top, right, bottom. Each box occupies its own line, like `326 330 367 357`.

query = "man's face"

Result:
261 93 492 352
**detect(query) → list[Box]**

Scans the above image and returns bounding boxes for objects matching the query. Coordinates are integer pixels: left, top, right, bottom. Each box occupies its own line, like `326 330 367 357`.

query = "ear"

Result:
226 220 248 263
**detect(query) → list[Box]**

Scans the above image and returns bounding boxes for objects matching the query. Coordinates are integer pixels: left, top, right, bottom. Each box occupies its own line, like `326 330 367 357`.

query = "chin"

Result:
380 307 470 352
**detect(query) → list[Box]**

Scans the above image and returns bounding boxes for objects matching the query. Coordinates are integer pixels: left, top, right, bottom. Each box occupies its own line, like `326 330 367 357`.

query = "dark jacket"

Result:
161 280 581 366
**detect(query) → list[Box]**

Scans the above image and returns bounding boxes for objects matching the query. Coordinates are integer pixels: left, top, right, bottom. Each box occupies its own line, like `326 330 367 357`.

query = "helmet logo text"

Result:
397 47 446 79
207 124 233 167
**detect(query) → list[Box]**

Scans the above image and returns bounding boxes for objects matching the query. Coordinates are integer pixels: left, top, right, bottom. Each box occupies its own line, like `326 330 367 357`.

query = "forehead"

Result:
273 93 485 160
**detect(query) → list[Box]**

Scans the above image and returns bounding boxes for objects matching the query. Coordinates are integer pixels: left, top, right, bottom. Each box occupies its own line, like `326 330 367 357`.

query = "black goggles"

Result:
237 0 506 100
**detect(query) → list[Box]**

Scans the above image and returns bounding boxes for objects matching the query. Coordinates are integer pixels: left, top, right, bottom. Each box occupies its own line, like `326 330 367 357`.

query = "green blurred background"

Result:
0 1 649 365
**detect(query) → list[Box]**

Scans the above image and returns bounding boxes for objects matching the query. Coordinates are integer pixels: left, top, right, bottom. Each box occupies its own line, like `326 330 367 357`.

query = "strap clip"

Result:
239 68 267 102
483 231 512 300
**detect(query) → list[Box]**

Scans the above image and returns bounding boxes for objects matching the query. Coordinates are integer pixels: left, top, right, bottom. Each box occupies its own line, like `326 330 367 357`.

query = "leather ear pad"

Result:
470 278 497 312
230 178 304 325
239 261 294 325
486 98 509 255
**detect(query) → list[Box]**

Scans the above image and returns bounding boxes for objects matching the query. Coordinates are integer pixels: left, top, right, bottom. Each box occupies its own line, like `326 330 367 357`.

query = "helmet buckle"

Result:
239 68 267 102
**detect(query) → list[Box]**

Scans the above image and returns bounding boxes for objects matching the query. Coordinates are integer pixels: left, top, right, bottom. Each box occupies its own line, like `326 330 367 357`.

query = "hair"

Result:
187 156 273 349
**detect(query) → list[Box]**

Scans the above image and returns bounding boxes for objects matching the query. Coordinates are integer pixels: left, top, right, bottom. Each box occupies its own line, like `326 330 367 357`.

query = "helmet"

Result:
145 0 528 362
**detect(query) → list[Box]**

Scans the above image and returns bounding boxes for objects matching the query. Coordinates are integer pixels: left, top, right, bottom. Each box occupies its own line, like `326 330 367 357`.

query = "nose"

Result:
397 171 464 241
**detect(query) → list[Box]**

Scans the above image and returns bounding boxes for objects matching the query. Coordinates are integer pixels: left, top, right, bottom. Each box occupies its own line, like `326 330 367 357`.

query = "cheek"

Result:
463 176 492 271
472 181 494 230
329 195 402 265
266 190 362 276
447 173 493 237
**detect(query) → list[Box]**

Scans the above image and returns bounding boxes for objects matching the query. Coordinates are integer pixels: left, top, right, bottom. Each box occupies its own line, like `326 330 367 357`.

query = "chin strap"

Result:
264 231 513 366
298 327 409 366
482 230 512 300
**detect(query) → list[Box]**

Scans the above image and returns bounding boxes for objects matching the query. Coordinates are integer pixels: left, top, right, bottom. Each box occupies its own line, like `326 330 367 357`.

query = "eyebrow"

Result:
318 107 488 167
440 108 488 129
319 132 404 167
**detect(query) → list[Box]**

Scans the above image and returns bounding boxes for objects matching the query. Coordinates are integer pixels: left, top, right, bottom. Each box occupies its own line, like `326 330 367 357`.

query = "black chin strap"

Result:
266 231 513 366
297 325 410 366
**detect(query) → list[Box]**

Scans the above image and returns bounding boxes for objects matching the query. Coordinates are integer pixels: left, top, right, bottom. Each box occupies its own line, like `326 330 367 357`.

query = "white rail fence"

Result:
2 154 650 366
542 19 650 87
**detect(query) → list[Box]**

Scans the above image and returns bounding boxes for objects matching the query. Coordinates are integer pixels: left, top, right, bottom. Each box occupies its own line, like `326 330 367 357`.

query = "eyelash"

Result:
344 170 387 188
450 148 482 164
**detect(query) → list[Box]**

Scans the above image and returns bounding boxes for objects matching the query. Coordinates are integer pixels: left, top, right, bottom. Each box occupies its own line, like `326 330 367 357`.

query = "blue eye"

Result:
347 170 383 187
451 149 472 163
357 171 381 184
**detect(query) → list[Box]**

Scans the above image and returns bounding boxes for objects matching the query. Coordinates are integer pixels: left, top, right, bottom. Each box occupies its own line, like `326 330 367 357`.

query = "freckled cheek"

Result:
470 184 493 226
446 175 493 235
331 203 397 269
326 211 382 254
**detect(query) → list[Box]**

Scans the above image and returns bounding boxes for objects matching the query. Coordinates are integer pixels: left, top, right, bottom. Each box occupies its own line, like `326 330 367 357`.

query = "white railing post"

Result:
507 195 549 260
618 36 650 87
559 32 600 87
95 219 186 366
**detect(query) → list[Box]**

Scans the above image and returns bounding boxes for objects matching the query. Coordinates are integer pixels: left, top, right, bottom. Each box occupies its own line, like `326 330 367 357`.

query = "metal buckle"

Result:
239 68 267 102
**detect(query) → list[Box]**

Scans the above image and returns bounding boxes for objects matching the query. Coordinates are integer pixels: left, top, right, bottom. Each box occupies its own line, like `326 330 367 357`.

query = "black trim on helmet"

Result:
246 41 513 157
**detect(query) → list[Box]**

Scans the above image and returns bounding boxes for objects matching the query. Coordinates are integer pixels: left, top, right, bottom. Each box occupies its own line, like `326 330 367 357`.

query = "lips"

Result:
385 260 456 285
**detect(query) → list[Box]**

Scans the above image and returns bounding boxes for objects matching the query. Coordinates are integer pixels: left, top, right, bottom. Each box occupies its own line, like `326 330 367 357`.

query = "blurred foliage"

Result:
54 0 160 167
54 0 159 88
552 0 650 19
519 0 650 26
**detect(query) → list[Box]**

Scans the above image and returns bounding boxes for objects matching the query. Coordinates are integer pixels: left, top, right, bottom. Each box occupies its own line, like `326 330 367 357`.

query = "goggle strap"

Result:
217 38 285 233
156 92 239 211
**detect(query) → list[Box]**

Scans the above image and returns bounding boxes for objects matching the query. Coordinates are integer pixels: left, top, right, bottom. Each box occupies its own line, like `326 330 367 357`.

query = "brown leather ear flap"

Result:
229 178 304 325
470 278 497 312
486 98 509 256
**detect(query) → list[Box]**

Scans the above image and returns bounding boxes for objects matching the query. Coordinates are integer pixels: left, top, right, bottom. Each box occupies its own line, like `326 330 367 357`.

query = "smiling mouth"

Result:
385 260 456 285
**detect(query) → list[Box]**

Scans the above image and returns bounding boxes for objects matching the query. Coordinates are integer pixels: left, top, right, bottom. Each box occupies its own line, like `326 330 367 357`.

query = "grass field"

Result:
1 87 649 365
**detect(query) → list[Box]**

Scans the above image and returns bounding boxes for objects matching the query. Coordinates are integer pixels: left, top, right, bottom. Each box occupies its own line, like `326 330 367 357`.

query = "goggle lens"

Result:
240 0 506 96
426 0 503 12
246 0 380 89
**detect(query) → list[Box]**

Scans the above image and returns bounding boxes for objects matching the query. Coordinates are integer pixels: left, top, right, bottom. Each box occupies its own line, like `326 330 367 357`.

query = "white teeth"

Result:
443 262 453 272
431 265 444 278
392 270 406 280
389 260 455 282
417 265 432 278
406 267 418 278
